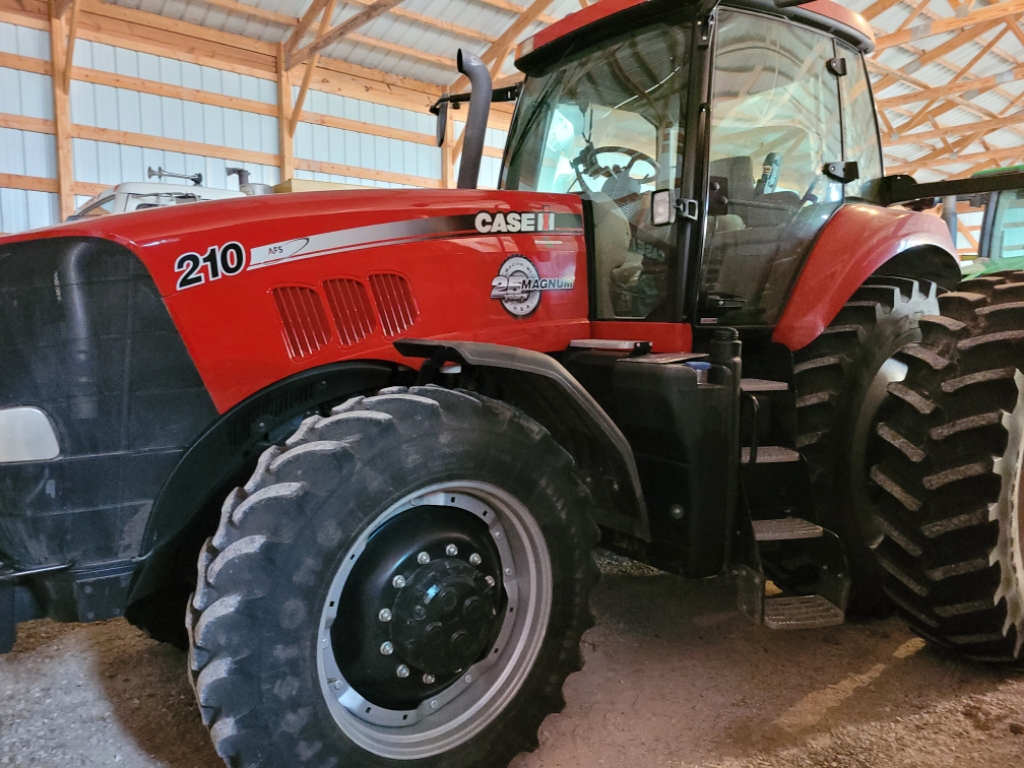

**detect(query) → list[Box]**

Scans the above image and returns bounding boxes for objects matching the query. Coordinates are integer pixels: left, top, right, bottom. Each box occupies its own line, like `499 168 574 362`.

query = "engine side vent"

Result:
272 286 332 360
322 278 376 346
368 273 418 338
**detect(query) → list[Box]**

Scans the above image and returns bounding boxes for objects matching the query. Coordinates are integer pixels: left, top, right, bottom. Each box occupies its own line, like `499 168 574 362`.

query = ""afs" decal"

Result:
175 242 247 290
490 256 575 316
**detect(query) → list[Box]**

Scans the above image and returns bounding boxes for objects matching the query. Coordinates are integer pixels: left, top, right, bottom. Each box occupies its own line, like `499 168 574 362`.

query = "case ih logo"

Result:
491 256 574 316
475 210 557 234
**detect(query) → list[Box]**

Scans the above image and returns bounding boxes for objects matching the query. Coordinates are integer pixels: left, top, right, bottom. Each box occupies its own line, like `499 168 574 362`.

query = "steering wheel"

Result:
581 146 660 184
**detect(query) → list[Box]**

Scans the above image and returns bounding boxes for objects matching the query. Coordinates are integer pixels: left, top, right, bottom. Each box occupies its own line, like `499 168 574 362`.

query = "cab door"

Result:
697 9 846 328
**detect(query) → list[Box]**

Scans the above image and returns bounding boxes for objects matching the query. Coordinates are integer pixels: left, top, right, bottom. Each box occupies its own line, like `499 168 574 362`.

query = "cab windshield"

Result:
502 21 691 320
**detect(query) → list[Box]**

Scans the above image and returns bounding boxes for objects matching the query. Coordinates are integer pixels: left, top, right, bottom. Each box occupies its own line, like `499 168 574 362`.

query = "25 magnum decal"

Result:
175 242 247 290
491 256 575 316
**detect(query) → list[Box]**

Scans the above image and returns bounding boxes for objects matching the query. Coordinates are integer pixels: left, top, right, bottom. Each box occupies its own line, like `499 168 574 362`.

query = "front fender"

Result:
773 204 956 351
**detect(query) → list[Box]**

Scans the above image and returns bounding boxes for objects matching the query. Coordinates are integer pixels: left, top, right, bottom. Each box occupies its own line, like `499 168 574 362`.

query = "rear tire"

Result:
186 385 600 766
870 274 1024 661
793 277 939 615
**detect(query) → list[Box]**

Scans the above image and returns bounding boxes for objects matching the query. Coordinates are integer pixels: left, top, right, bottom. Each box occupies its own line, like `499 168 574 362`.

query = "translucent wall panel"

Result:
72 40 276 105
72 138 279 189
0 21 50 60
0 189 59 234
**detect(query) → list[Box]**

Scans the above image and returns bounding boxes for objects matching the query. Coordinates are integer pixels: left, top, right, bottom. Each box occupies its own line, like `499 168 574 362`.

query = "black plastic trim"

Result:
128 360 397 603
395 339 650 540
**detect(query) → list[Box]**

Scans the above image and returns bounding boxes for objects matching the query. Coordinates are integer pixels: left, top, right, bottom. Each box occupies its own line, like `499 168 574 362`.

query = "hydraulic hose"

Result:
456 49 492 190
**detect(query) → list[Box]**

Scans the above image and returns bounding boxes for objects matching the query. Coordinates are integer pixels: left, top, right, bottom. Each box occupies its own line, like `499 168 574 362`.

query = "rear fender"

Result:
773 204 957 351
395 339 650 541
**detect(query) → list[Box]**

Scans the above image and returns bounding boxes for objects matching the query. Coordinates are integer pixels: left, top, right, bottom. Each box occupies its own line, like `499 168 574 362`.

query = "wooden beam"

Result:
295 157 441 188
346 32 456 68
875 64 1024 109
875 0 1024 51
290 0 337 137
73 66 277 116
0 172 58 193
888 144 1024 175
860 0 904 21
345 0 496 43
287 0 329 55
886 112 1024 146
476 0 556 25
70 124 280 166
277 43 294 183
62 0 79 93
0 112 55 133
51 0 72 18
288 0 406 70
197 0 297 27
0 49 51 75
48 2 73 220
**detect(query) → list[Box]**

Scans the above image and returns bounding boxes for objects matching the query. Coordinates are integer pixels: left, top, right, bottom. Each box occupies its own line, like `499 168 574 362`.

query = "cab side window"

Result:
700 10 843 326
838 43 883 202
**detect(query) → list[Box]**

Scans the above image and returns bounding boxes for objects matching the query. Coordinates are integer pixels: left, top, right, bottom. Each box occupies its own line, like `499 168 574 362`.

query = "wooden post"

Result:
277 43 295 184
49 1 74 220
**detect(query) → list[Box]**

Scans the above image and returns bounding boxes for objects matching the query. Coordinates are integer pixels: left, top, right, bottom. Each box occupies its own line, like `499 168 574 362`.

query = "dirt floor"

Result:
1 554 1023 767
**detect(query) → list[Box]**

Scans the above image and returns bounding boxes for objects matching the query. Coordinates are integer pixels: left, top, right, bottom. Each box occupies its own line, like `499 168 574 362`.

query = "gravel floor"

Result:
1 553 1023 767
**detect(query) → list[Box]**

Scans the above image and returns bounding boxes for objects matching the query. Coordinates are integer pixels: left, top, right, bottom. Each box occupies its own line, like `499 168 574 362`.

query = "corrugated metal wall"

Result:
1 17 504 235
0 21 59 234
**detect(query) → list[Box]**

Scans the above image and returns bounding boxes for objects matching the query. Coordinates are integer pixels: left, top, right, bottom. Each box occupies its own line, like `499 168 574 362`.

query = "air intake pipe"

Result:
456 49 492 190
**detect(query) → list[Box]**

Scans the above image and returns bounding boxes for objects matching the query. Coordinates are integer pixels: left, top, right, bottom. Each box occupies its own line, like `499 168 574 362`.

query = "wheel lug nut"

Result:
446 544 459 557
417 551 431 564
422 673 435 684
485 575 496 587
392 575 406 588
380 641 394 656
469 553 482 566
379 608 392 622
396 664 410 678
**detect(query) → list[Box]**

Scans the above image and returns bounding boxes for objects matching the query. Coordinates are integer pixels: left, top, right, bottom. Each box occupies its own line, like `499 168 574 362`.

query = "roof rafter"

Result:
875 0 1024 51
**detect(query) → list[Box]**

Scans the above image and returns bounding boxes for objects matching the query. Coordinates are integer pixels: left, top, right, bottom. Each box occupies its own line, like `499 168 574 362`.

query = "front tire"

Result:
870 274 1024 661
186 385 599 766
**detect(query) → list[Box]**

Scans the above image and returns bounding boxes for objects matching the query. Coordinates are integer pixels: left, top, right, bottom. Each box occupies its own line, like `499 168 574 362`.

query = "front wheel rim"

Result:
316 481 553 760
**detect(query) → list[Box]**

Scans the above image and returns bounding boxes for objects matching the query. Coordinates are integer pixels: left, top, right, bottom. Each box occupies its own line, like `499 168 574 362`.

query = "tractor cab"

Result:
502 0 881 331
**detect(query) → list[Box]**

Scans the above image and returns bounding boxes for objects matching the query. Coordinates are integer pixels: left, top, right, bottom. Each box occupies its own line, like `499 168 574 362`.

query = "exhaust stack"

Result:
456 49 492 190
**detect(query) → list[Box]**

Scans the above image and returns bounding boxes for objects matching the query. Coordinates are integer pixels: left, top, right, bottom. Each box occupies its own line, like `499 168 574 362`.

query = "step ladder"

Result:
735 518 849 630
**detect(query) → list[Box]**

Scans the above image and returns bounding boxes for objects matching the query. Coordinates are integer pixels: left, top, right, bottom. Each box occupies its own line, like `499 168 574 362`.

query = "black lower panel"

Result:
0 237 217 619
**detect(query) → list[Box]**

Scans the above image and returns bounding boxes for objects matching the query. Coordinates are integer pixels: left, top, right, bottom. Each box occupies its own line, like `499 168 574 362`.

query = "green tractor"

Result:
937 166 1024 279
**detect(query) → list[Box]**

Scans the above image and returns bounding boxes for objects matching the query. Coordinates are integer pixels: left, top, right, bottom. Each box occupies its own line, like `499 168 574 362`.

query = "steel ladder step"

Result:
752 518 823 541
764 595 845 629
741 446 801 464
741 378 789 392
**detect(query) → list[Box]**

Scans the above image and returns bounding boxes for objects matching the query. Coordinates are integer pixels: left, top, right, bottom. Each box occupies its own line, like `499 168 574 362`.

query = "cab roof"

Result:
517 0 874 67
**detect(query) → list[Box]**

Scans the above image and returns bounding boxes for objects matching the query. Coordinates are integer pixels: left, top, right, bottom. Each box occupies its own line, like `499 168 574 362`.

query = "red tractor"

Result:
2 0 1023 765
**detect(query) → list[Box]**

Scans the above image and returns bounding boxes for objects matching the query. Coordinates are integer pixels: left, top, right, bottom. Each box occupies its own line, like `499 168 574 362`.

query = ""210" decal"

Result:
175 242 247 291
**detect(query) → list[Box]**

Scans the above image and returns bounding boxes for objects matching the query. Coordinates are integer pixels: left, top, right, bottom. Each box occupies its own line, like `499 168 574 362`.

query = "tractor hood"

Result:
0 189 589 412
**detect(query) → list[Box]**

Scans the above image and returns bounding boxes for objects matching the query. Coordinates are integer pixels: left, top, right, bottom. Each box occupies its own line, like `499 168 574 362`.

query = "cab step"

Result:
752 517 823 541
764 595 845 629
741 446 800 464
741 378 789 392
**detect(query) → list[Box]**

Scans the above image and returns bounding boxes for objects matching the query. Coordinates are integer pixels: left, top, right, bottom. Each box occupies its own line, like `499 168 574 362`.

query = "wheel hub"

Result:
392 558 499 675
333 505 503 709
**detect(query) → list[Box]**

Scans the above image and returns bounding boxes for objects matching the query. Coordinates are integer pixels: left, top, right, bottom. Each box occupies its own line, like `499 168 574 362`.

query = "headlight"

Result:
0 407 60 462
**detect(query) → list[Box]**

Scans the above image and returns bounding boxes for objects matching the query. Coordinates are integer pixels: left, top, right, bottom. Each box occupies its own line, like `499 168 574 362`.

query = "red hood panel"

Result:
3 190 590 411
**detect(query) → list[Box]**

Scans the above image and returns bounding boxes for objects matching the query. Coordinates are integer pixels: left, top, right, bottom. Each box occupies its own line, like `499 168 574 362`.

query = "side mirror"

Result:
650 189 676 226
436 100 449 147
